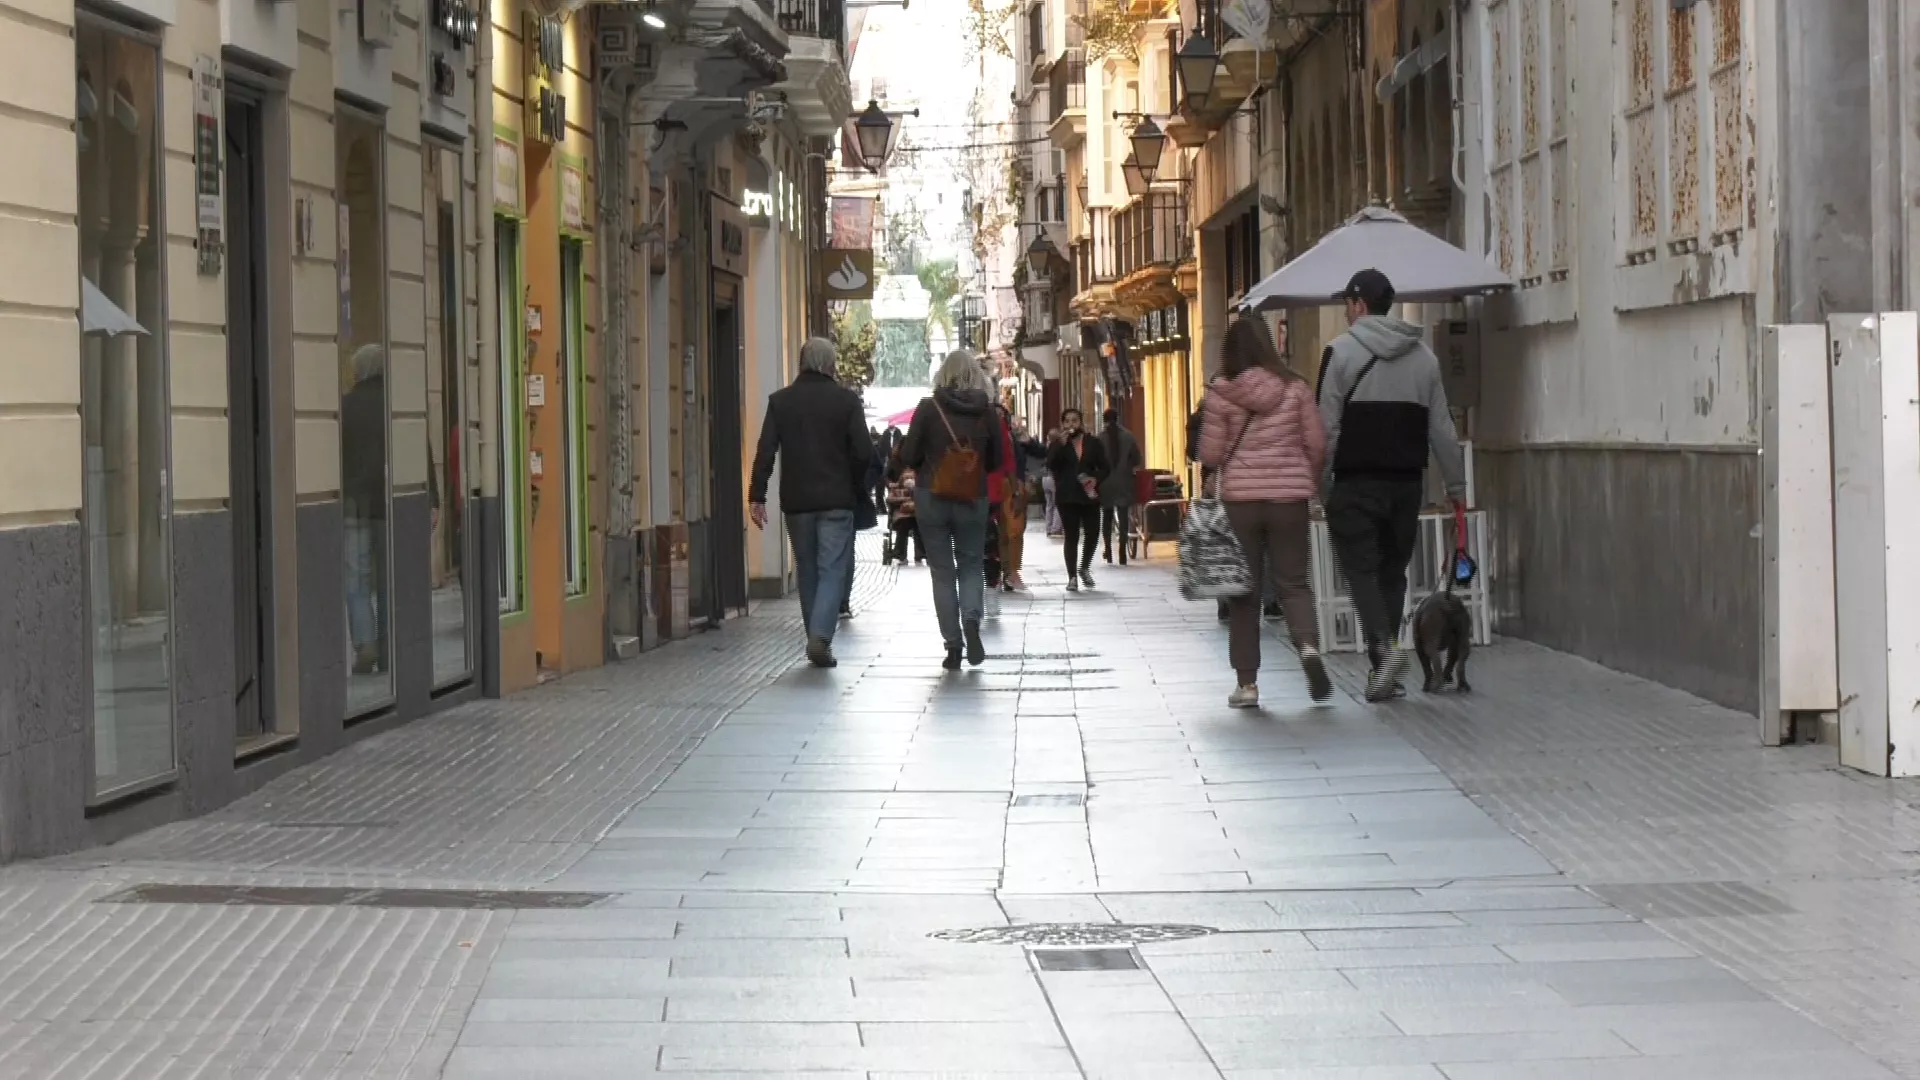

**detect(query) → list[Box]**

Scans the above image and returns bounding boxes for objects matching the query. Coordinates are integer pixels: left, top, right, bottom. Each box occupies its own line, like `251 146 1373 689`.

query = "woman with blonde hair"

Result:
1197 313 1330 709
897 350 1004 669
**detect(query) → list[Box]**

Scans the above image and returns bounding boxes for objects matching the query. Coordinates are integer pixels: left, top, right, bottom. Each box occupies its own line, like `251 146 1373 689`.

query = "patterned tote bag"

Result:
1177 416 1253 601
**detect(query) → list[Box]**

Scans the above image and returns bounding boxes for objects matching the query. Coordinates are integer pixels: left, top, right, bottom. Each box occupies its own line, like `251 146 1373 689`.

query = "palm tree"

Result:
917 258 960 347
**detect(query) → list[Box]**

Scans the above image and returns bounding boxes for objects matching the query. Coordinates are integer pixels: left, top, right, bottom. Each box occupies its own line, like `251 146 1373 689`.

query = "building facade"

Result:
0 0 843 861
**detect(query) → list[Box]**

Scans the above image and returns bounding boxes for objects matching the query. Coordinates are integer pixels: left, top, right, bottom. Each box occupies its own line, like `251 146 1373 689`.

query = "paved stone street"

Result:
2 530 1919 1078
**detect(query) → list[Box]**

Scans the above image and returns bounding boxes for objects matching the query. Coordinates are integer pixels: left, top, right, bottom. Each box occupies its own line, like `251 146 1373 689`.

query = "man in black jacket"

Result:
748 337 874 668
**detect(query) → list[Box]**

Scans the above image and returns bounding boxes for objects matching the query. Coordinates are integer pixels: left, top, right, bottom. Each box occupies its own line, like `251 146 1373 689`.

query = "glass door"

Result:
336 107 394 716
77 16 176 797
425 142 471 685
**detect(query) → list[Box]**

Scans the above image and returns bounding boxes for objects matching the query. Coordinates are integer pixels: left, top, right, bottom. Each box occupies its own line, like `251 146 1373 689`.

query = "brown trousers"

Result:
1224 500 1318 681
999 483 1028 576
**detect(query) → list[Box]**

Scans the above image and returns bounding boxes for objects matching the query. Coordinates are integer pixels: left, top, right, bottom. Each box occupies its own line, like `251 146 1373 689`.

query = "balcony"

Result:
772 0 852 137
777 0 842 44
1114 190 1189 276
1071 208 1118 296
1047 55 1087 150
1113 190 1191 311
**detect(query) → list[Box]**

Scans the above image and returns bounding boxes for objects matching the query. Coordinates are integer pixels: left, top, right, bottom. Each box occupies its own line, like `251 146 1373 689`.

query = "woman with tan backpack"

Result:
897 351 1005 670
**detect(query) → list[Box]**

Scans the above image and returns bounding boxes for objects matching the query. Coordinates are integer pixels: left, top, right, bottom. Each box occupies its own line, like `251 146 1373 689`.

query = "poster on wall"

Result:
829 197 874 248
561 166 587 233
493 137 521 213
192 56 222 276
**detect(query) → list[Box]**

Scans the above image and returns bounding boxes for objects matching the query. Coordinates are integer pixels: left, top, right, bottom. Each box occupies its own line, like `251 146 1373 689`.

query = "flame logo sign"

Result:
826 255 868 292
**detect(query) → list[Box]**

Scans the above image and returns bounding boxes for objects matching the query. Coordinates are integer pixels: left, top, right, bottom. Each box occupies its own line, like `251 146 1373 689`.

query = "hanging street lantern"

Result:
853 100 894 170
1075 176 1089 216
1026 233 1060 277
1121 154 1149 198
1129 117 1166 177
1176 30 1219 112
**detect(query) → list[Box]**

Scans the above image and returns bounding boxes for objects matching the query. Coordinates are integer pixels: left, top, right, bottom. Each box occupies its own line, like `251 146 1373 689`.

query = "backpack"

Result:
927 402 984 501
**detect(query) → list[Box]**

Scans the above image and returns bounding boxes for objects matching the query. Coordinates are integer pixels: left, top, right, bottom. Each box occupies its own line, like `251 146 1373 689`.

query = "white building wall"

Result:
1455 0 1767 712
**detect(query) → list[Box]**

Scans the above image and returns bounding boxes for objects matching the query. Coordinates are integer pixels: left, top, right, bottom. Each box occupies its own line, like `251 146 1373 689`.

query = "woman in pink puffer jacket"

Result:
1197 313 1331 709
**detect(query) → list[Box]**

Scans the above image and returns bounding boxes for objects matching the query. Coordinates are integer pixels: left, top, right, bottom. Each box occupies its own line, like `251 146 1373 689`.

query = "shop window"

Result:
77 16 175 798
336 107 393 715
496 218 525 613
424 142 471 685
559 239 588 595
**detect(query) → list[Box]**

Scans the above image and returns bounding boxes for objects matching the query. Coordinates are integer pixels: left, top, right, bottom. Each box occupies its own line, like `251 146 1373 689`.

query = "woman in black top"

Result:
1046 407 1109 591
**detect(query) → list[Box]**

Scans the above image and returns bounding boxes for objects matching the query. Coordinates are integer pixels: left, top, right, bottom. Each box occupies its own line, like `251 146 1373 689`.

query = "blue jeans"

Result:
345 516 384 651
914 490 989 646
787 509 855 643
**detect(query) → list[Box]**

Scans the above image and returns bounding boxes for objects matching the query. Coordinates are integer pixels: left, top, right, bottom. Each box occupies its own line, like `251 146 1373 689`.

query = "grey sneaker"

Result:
1079 568 1096 589
1066 576 1080 593
1365 647 1408 702
805 636 837 669
1228 684 1259 709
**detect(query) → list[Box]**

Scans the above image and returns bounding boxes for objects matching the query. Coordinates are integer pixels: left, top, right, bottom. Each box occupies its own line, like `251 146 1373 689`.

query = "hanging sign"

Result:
524 14 566 145
192 56 223 276
816 248 875 300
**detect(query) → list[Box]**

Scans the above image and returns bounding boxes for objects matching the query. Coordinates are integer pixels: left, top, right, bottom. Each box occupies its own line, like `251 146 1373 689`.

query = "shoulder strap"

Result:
1342 354 1384 410
930 400 963 445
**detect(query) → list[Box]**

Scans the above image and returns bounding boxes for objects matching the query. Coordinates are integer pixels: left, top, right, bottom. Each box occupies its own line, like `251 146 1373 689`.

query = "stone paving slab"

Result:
0 533 1915 1078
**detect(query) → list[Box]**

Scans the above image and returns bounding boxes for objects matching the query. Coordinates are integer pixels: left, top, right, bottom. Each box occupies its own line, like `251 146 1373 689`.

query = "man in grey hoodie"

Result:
1317 269 1467 702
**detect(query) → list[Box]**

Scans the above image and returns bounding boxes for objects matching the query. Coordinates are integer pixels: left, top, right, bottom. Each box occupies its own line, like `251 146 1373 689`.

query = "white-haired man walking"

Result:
748 337 875 667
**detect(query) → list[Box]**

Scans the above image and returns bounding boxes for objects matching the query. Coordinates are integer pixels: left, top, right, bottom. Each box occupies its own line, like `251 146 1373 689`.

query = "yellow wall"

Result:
491 0 599 684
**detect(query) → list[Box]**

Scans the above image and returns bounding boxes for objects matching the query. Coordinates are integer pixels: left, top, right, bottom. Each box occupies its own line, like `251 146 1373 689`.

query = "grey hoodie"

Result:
1316 315 1466 498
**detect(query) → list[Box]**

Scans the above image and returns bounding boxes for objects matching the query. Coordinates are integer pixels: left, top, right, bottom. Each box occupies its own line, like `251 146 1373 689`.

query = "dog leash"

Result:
1449 502 1476 589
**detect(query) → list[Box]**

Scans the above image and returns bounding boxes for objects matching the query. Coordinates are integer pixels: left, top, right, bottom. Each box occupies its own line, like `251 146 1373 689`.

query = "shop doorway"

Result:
224 85 276 744
706 280 747 619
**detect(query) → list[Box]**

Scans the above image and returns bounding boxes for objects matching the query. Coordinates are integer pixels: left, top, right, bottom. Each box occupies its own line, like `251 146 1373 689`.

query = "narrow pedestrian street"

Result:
2 534 1917 1079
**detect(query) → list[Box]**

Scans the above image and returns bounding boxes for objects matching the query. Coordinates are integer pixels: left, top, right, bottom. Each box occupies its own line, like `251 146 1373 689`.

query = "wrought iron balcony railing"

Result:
777 0 845 52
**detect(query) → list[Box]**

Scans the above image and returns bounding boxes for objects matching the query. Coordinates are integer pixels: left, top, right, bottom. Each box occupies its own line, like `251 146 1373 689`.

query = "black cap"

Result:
1334 268 1395 308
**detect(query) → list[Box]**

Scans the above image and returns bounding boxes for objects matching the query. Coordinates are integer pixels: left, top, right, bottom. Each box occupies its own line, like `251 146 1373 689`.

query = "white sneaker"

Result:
1228 684 1259 709
985 590 1002 619
1066 576 1080 593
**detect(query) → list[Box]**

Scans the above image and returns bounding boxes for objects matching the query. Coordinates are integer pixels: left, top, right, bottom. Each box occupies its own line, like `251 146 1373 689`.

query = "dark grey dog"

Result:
1411 587 1472 693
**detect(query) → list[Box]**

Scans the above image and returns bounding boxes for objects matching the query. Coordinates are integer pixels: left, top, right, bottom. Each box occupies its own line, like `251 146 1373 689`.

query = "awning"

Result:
82 278 147 338
1376 33 1450 102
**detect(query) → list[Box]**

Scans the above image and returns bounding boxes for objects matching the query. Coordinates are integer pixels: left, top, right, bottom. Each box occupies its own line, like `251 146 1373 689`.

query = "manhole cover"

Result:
1011 794 1085 807
1032 947 1140 971
929 922 1215 946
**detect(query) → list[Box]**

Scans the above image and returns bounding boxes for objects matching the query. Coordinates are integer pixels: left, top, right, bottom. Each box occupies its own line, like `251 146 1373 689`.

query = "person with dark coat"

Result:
897 350 1005 670
341 345 389 674
748 337 874 668
1098 408 1143 565
1046 406 1110 591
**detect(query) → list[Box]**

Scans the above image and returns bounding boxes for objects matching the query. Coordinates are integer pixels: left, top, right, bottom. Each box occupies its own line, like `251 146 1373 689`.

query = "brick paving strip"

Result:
0 532 1914 1078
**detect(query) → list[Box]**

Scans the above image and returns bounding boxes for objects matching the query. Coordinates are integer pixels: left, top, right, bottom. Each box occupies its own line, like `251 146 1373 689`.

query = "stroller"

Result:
883 472 924 565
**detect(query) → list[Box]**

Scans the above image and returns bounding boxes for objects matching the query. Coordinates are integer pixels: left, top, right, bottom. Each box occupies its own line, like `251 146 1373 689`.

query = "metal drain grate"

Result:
930 922 1214 946
1032 947 1140 971
99 884 612 910
1586 881 1795 919
1011 793 1085 807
